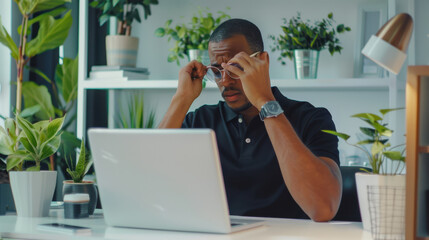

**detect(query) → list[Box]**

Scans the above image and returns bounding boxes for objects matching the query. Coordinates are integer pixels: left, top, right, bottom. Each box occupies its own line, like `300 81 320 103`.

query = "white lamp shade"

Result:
361 35 406 75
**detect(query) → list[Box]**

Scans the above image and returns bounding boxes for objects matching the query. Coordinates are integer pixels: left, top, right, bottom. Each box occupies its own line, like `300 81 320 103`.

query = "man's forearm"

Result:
263 115 342 222
158 94 193 128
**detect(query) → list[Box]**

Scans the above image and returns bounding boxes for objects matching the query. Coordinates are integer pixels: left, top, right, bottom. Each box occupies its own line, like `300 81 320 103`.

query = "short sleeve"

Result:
302 108 340 165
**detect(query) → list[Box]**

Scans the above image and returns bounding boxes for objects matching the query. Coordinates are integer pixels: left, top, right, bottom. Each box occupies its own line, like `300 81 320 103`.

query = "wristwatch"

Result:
259 101 284 121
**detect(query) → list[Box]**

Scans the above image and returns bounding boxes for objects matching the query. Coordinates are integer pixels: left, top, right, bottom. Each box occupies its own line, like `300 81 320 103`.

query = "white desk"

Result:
0 209 373 240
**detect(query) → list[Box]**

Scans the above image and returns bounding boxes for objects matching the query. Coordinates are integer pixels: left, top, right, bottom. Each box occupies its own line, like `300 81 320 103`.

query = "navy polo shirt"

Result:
182 87 339 219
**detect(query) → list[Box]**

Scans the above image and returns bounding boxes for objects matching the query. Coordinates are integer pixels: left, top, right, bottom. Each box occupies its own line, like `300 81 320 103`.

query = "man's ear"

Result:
262 51 269 64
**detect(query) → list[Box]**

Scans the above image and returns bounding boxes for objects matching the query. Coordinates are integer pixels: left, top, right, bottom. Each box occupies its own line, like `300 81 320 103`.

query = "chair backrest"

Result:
333 166 372 221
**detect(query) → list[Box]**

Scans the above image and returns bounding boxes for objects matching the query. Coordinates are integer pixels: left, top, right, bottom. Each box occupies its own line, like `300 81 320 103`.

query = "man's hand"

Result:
158 60 207 129
222 51 274 110
176 60 207 104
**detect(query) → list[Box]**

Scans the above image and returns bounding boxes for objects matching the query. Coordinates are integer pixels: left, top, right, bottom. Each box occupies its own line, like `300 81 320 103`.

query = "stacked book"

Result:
88 66 149 81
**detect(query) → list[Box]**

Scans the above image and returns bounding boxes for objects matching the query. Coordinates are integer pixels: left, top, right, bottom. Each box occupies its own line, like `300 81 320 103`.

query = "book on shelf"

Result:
91 65 148 73
88 65 149 80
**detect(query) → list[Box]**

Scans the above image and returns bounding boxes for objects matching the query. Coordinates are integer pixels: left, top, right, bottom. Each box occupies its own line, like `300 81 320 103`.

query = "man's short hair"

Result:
209 19 264 52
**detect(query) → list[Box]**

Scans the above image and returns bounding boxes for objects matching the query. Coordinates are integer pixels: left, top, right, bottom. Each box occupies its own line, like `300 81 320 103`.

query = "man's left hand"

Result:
222 51 275 110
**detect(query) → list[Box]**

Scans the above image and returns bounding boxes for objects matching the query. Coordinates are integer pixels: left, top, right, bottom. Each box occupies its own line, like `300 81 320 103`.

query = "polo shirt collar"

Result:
222 102 239 122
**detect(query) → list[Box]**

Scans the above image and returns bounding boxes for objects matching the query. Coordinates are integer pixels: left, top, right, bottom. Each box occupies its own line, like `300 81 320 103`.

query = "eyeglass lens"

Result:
205 63 243 83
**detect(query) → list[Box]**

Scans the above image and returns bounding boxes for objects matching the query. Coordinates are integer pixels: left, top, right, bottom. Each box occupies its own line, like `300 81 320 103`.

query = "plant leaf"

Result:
16 114 38 150
379 108 404 116
321 130 350 141
40 134 62 160
26 11 72 58
371 141 385 156
18 7 68 35
61 56 78 103
30 0 71 15
22 81 55 120
383 151 405 161
26 165 40 171
20 105 42 119
6 150 31 171
351 113 382 123
0 126 14 155
360 127 375 137
0 16 19 60
75 140 86 179
45 117 65 141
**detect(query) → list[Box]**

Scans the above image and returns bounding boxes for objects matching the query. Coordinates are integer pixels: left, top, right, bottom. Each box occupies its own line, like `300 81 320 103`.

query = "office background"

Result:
0 0 427 166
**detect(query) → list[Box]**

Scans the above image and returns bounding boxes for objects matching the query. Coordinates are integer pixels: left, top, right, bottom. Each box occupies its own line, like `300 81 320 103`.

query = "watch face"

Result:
266 101 281 113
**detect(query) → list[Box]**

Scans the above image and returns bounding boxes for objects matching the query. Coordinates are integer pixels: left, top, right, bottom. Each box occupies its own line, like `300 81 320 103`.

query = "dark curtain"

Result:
86 5 108 139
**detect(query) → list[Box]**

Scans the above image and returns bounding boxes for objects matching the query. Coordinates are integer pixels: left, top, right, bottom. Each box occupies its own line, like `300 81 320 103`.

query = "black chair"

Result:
332 166 372 221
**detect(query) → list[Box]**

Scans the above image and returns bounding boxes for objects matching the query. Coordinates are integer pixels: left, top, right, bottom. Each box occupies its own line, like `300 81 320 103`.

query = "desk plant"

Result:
0 0 72 217
322 108 405 174
154 7 230 65
322 108 405 235
90 0 159 66
63 140 98 215
269 12 350 79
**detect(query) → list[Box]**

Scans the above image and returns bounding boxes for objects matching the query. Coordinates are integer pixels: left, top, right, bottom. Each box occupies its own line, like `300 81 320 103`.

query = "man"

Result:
159 19 341 222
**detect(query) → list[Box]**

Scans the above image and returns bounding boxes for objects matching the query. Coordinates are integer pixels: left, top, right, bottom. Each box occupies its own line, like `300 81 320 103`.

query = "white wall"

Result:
115 0 411 165
133 0 366 80
0 0 13 124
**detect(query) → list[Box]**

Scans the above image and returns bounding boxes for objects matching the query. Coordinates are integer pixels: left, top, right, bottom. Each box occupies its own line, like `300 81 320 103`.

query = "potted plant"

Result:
269 12 351 79
90 0 159 67
117 92 156 128
154 7 230 66
0 0 72 217
63 140 97 215
0 115 64 217
323 108 405 238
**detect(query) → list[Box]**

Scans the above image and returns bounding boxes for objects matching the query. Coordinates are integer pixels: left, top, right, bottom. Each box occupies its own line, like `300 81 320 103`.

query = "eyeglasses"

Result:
204 52 260 84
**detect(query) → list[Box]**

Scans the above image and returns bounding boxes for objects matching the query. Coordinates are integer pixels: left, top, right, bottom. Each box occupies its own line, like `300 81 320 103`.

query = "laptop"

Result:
88 128 264 234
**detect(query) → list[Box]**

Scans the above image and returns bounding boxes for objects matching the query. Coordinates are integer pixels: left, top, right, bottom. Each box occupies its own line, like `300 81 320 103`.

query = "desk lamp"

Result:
361 13 413 74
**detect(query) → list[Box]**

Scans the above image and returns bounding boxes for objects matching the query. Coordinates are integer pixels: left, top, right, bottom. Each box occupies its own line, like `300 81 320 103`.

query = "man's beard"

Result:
222 87 253 113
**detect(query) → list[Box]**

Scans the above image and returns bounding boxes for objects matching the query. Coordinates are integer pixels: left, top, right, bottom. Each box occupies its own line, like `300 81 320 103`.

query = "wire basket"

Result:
367 185 406 240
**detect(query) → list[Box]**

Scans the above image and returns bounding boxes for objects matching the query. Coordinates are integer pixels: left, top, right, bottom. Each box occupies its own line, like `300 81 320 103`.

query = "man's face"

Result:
208 35 253 112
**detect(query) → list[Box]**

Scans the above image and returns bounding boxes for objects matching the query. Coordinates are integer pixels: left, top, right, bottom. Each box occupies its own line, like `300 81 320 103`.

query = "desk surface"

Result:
0 210 373 240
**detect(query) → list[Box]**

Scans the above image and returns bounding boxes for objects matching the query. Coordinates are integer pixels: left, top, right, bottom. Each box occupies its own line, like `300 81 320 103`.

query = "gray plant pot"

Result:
293 49 320 79
63 180 98 215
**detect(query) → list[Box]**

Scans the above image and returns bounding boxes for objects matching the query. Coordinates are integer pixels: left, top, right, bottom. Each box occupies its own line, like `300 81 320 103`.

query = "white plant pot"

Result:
355 173 405 239
9 171 57 217
105 35 139 67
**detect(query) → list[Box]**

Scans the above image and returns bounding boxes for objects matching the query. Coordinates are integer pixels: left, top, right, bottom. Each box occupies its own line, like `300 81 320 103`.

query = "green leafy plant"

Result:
154 7 230 65
117 93 156 128
0 0 74 172
0 0 72 116
90 0 159 35
269 12 351 65
66 140 92 183
322 108 405 174
0 115 64 171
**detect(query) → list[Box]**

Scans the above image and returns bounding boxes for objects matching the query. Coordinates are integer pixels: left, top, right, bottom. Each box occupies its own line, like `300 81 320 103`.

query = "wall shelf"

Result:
80 78 395 90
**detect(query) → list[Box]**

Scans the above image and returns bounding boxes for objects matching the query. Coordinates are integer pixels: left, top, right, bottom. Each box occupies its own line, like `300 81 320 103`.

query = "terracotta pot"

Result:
62 180 98 215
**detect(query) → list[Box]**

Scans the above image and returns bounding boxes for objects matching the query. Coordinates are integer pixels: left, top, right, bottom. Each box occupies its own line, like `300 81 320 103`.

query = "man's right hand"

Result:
175 60 207 104
158 60 207 128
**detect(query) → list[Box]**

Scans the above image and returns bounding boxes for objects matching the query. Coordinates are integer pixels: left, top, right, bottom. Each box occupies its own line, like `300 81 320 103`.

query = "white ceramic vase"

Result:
105 35 139 67
9 171 57 217
355 173 406 239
